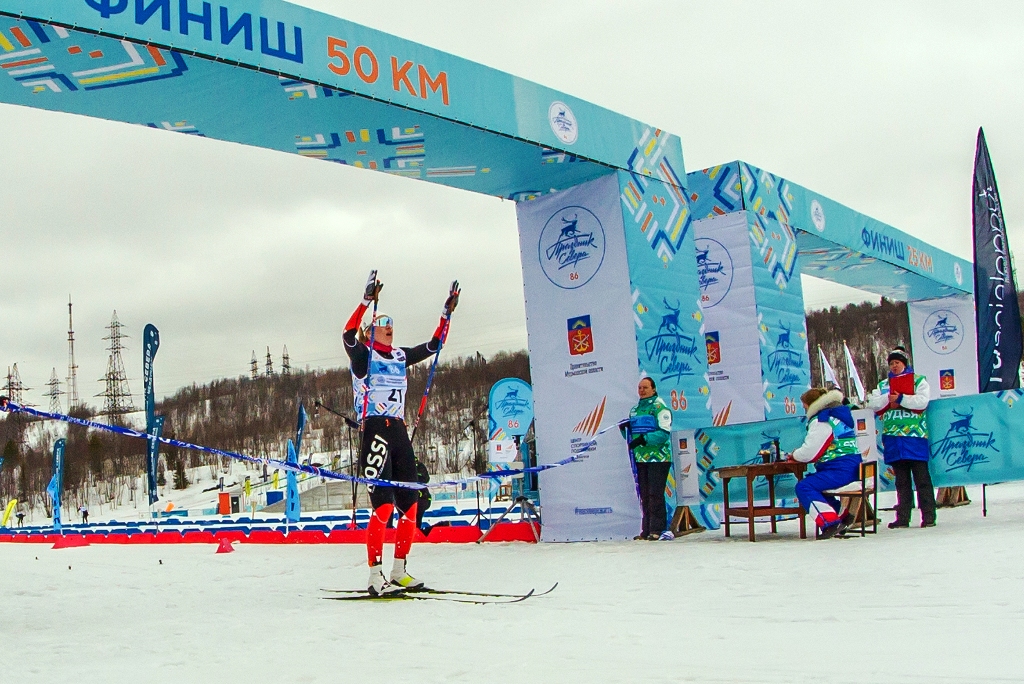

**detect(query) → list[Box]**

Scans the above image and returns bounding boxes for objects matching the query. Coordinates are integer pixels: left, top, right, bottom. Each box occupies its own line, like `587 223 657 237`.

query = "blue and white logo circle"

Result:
923 309 964 355
810 200 826 232
954 262 963 286
538 205 605 289
548 101 578 145
694 237 734 308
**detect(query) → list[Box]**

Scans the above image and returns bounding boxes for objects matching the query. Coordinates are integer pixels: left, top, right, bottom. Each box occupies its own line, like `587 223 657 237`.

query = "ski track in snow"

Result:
2 485 1023 684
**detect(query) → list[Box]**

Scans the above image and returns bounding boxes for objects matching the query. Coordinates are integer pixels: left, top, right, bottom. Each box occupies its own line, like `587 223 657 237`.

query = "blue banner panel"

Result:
47 437 66 531
617 170 712 429
747 212 810 418
737 161 970 295
147 415 165 505
926 392 1024 486
0 8 684 200
973 128 1022 392
796 231 967 302
686 162 972 301
695 418 807 504
687 163 743 220
143 323 160 426
285 439 300 523
0 16 612 199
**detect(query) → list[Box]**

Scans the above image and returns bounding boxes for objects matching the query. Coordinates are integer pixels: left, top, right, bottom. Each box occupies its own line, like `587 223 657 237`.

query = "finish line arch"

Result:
0 0 667 199
0 2 986 541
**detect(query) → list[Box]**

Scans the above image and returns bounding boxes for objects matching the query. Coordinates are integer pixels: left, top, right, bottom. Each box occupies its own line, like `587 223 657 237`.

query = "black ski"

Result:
322 588 536 605
322 582 557 600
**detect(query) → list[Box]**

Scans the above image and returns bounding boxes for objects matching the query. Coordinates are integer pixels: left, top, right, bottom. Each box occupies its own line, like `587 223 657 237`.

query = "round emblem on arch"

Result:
548 101 578 145
810 200 826 232
954 262 963 286
694 237 734 308
922 309 964 355
538 205 605 290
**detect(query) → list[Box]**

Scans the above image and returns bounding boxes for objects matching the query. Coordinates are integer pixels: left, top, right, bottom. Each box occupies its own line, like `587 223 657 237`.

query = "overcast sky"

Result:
1 1 1021 407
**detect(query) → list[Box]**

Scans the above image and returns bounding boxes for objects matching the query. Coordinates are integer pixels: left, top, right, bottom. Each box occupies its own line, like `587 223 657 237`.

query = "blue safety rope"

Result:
0 400 617 491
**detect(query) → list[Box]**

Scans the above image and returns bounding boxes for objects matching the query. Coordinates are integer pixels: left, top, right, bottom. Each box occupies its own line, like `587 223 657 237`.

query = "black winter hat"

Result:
887 346 911 366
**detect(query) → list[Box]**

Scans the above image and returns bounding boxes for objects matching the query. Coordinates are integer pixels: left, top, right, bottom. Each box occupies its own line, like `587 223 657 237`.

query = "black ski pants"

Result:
636 461 671 537
359 416 418 514
892 460 936 524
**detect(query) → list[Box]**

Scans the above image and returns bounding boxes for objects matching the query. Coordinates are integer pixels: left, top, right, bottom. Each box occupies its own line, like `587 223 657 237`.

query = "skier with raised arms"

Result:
344 271 459 595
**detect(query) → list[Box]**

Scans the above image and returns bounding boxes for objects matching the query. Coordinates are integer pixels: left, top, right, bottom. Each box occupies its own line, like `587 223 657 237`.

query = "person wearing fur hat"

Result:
785 387 862 539
866 346 935 528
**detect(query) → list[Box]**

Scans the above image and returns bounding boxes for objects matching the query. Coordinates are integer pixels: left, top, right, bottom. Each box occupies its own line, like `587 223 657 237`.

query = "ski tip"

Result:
499 588 536 604
520 582 558 598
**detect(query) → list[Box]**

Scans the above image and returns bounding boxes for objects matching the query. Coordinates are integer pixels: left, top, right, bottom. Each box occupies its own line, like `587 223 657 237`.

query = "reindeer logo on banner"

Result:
932 407 998 474
644 299 700 384
923 309 964 355
538 206 606 290
694 237 734 308
766 320 805 390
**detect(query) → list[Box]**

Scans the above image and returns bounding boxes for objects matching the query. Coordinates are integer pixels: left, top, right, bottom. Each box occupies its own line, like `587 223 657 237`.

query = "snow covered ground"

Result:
2 483 1022 684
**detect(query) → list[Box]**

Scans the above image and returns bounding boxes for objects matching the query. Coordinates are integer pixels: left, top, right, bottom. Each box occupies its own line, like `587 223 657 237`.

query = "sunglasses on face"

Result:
373 316 394 328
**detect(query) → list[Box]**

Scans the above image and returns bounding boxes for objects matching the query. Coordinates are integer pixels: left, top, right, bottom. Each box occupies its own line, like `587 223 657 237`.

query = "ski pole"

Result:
410 280 460 442
313 399 360 429
360 270 380 430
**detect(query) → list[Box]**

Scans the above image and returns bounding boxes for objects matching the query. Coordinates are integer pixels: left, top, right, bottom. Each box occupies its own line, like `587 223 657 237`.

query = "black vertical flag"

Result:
973 128 1022 391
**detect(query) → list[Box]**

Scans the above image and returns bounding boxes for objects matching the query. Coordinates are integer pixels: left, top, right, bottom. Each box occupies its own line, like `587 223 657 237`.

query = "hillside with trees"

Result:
805 298 911 391
0 351 530 518
4 293 1022 518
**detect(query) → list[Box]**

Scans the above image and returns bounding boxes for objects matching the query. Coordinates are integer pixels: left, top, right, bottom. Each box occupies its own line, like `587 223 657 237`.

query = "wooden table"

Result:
715 461 808 542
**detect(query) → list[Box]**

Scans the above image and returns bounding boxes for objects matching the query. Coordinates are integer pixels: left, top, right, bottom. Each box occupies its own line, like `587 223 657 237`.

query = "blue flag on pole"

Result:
48 438 66 532
143 324 163 503
973 128 1022 392
295 404 308 453
143 324 160 426
147 416 165 505
286 439 300 523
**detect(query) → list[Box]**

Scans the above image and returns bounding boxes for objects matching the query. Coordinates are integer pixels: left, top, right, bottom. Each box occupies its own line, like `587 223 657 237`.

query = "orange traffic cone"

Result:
215 538 234 554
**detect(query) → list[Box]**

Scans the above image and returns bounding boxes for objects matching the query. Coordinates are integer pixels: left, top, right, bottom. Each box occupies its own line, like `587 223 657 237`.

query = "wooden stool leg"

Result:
768 473 777 534
670 506 707 536
796 470 807 539
845 496 860 522
746 475 755 542
722 476 731 538
844 496 864 537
